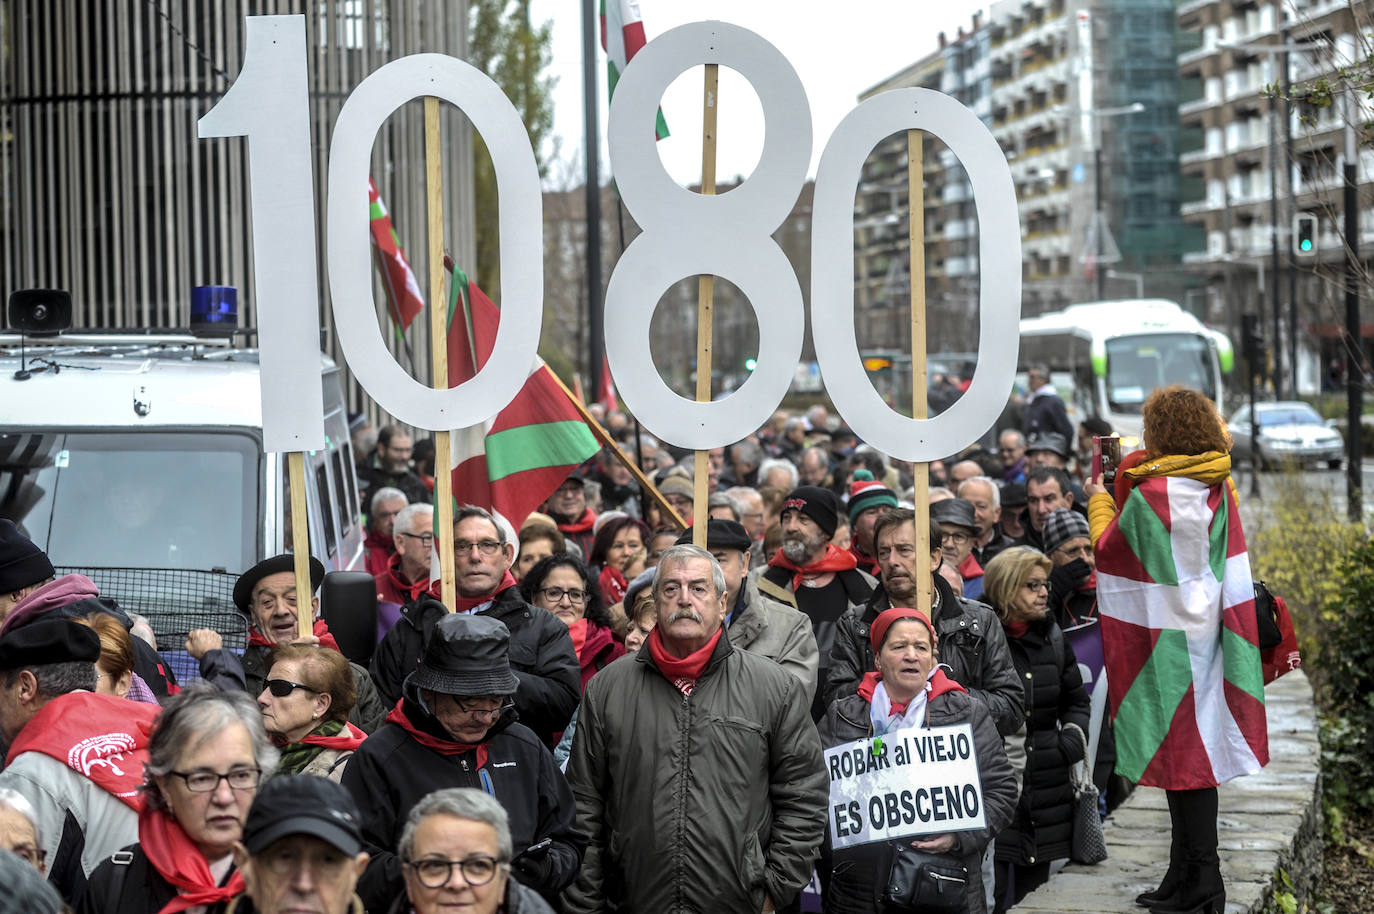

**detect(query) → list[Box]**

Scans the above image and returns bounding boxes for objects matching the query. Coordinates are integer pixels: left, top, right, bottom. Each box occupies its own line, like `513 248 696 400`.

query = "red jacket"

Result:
375 551 437 606
364 529 395 578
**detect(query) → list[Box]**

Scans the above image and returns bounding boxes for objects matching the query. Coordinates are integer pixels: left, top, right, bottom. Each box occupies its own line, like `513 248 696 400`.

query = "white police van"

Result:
0 289 366 675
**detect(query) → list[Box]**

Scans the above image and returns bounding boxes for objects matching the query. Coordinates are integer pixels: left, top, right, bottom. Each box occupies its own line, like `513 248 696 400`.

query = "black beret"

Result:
676 519 752 553
233 554 326 614
0 617 100 670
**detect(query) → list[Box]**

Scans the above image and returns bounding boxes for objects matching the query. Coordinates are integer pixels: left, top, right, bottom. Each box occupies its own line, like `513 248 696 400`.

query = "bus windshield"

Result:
0 431 259 572
1105 333 1217 414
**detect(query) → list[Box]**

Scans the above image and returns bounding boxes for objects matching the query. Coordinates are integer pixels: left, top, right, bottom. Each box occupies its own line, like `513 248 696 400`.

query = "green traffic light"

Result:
745 357 757 371
1299 239 1313 252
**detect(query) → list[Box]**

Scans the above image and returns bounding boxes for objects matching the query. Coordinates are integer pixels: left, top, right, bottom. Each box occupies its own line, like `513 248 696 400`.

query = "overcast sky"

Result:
529 1 986 187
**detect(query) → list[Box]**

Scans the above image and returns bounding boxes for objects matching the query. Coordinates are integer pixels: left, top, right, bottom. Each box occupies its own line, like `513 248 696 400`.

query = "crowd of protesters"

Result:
0 370 1248 914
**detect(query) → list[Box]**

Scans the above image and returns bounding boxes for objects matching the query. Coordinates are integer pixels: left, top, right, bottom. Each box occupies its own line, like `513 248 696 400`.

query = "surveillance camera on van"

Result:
0 287 366 679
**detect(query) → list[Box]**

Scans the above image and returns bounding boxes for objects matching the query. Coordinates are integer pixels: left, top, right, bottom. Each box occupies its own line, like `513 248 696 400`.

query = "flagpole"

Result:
425 97 457 612
691 63 719 547
543 368 688 531
908 130 932 617
287 451 314 639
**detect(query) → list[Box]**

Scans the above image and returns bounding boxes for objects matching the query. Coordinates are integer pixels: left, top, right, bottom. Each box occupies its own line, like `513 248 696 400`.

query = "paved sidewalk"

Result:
1014 671 1320 913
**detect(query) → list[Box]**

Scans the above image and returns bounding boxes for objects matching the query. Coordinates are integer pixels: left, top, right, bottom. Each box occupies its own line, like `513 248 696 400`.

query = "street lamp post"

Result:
1085 102 1145 301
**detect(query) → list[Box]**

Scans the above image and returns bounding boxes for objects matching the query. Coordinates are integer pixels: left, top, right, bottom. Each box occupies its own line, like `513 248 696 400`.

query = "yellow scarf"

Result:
1122 451 1232 485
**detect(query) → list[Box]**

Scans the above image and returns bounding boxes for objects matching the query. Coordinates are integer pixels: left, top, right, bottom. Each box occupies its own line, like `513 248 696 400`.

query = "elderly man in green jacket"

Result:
676 520 819 700
565 544 827 914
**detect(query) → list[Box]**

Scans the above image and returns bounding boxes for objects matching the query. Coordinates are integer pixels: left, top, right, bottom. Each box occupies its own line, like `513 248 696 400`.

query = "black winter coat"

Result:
369 590 580 747
995 617 1091 866
340 682 585 912
77 844 233 914
1022 391 1074 447
826 576 1025 737
817 677 1019 914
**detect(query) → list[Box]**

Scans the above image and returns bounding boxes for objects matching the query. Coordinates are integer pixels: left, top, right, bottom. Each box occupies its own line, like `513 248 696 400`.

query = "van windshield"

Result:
0 431 259 573
1105 333 1217 414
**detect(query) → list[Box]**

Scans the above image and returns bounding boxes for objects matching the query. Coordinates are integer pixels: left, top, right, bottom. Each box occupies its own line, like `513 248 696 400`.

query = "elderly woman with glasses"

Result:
982 546 1092 911
520 555 624 694
342 614 584 913
394 788 554 914
258 644 366 782
76 684 279 914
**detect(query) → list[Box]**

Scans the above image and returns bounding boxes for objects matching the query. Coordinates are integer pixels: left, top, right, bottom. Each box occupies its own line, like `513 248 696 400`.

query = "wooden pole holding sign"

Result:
287 452 314 639
425 97 457 612
908 130 932 617
691 63 720 547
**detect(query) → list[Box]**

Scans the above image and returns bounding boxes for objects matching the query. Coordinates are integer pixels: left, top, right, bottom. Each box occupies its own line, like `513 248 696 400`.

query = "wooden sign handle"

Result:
908 129 932 618
287 451 314 639
691 63 720 547
425 97 457 611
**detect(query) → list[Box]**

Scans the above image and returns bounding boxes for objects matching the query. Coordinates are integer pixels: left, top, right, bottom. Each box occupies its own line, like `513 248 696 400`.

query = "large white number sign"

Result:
811 89 1021 461
210 16 1020 460
327 54 543 431
198 16 325 453
604 22 810 449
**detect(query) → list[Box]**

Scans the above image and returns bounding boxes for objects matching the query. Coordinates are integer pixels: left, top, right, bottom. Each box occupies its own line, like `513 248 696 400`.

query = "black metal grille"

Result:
55 566 246 685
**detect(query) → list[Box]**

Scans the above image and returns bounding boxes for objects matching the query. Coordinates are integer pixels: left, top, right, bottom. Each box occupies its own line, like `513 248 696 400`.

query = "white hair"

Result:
393 502 433 537
957 475 1001 509
369 487 409 515
757 457 799 490
0 789 39 843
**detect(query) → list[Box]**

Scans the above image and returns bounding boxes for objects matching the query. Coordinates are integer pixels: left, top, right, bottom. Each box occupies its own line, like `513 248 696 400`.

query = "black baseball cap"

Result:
241 775 363 856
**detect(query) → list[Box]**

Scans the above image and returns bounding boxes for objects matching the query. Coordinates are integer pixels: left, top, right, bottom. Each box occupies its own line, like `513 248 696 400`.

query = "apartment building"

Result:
1177 0 1374 385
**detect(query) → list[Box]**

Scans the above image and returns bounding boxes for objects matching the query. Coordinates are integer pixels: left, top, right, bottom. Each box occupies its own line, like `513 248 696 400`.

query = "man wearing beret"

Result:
188 554 386 732
762 486 875 719
676 520 818 698
0 617 159 900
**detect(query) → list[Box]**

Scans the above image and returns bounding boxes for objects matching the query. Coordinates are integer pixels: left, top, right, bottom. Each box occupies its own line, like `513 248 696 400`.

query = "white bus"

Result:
1018 299 1234 439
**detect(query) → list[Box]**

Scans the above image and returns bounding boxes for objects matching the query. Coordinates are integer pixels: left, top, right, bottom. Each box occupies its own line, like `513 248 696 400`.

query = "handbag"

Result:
1253 579 1283 650
882 843 968 913
1259 589 1302 684
1064 723 1107 865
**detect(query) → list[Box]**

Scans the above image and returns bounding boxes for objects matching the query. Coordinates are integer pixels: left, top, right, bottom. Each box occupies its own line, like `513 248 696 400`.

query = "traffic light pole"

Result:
1284 31 1298 402
1243 312 1261 498
1268 91 1282 398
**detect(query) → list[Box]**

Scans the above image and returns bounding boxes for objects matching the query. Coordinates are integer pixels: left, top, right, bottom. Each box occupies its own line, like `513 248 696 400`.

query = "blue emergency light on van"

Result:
191 285 238 335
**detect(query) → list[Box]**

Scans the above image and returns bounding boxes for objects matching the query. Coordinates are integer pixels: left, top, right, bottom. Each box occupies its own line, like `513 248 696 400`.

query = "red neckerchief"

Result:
138 806 243 914
858 668 967 716
385 701 488 769
647 626 722 696
452 570 516 614
568 617 589 657
598 565 628 605
957 552 984 581
769 544 858 591
556 508 596 535
1004 619 1031 639
384 551 437 603
848 545 880 577
297 721 367 753
246 618 341 652
7 691 157 810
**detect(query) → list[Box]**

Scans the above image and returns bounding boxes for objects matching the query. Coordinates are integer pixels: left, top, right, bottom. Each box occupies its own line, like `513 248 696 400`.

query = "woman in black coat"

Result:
818 608 1018 914
983 547 1092 912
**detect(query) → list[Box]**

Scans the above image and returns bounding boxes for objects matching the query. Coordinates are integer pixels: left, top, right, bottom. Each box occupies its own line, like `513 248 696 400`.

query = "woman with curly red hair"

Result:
1085 385 1266 914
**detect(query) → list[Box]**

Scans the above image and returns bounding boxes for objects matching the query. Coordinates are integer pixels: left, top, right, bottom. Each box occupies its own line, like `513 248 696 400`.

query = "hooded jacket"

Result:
817 669 1019 914
368 589 580 747
564 631 828 914
341 682 585 912
825 575 1024 738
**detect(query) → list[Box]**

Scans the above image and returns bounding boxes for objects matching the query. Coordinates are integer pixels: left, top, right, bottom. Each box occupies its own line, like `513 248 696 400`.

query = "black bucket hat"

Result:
406 613 519 697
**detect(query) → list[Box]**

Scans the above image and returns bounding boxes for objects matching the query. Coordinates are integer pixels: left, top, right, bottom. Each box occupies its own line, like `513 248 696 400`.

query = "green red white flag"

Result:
1095 475 1268 789
601 0 669 140
444 267 600 528
368 178 425 331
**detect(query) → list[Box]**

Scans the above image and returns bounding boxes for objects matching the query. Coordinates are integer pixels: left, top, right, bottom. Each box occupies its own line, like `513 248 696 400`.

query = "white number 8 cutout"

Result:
606 22 1021 461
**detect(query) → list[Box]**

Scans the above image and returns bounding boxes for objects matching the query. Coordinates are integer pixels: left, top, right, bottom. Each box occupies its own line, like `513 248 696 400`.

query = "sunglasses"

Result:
264 678 319 698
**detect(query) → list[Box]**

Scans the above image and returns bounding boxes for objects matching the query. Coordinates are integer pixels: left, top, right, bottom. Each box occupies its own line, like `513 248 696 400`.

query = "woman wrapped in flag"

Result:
1084 385 1268 914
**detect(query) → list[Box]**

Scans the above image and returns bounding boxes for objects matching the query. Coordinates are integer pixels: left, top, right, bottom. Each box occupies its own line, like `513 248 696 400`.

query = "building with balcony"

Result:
1176 0 1374 387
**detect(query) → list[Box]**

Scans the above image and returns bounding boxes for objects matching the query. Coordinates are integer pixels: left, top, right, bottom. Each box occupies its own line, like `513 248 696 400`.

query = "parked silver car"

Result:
1228 401 1345 470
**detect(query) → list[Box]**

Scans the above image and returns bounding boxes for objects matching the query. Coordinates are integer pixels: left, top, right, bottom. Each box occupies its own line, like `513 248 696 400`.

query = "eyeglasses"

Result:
452 696 507 720
169 767 262 793
406 854 507 888
265 678 319 698
398 531 436 546
454 539 502 556
539 586 587 605
1023 579 1049 592
941 530 972 544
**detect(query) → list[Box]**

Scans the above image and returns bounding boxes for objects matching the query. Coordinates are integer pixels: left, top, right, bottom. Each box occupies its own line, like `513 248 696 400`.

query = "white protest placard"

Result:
825 724 985 850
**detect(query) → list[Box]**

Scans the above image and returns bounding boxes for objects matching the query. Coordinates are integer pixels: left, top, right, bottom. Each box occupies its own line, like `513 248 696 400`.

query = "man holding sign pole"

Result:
818 608 1017 914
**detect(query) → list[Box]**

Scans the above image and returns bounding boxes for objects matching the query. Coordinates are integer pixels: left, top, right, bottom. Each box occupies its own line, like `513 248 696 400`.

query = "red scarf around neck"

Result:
769 543 858 591
556 508 596 534
598 564 628 605
246 617 341 652
7 691 157 809
139 805 243 914
452 570 517 614
647 626 722 695
858 667 967 716
385 701 488 770
297 720 367 752
1004 619 1031 639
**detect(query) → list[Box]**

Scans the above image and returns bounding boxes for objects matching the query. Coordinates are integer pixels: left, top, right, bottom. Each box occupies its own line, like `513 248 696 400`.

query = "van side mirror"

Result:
319 571 378 667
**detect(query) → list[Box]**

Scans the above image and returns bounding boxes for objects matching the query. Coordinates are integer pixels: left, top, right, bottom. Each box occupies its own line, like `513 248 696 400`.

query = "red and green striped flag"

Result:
601 0 669 140
444 267 600 528
368 178 425 332
1096 471 1268 789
